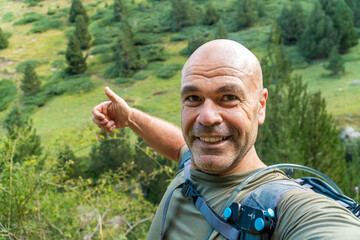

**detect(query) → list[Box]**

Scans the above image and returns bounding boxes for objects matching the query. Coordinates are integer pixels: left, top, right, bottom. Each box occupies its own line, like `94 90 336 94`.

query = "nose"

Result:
196 99 222 126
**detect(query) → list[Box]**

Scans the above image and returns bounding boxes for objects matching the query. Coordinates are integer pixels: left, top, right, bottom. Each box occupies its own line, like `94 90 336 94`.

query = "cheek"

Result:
181 107 197 136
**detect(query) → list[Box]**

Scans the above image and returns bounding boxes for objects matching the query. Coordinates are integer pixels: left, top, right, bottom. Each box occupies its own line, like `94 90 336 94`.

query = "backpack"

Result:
161 151 360 240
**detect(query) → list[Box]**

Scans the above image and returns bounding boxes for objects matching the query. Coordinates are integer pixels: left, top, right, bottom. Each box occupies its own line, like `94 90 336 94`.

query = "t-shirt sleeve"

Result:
178 145 189 165
272 190 360 240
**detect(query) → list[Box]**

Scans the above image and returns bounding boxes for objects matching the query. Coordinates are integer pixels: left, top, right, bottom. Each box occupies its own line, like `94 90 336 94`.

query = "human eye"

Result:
222 95 238 101
186 95 201 102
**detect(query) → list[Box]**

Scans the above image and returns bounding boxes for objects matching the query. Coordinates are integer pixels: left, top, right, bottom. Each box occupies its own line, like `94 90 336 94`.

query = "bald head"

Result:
181 39 263 92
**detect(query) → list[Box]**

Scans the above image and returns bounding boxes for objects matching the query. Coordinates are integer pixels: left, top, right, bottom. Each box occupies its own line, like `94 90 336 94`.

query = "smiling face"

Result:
181 40 267 175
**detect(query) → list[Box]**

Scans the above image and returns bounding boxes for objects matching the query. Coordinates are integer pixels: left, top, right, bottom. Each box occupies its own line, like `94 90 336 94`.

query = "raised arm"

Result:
92 87 186 162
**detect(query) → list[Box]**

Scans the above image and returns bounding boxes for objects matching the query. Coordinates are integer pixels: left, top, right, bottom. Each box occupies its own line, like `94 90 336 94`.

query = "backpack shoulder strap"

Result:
178 149 191 171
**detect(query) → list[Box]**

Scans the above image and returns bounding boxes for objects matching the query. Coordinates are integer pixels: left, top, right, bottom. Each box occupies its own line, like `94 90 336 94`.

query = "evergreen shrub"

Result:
47 9 56 15
90 43 114 55
140 44 167 62
0 79 17 111
2 12 15 22
14 12 43 25
134 33 163 45
156 63 182 79
133 71 148 81
29 18 63 34
16 60 40 73
115 77 136 85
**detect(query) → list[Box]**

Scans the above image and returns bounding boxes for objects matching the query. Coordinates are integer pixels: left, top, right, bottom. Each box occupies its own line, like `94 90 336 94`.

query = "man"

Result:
92 40 360 239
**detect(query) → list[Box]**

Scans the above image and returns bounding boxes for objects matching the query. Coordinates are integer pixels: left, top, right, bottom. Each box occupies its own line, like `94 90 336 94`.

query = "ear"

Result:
258 88 268 125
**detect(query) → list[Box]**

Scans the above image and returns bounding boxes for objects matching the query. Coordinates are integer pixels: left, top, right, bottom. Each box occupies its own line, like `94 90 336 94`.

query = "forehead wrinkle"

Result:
182 65 254 80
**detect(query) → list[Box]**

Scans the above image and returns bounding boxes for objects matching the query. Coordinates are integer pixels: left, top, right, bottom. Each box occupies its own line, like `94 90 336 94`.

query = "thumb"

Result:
105 87 119 103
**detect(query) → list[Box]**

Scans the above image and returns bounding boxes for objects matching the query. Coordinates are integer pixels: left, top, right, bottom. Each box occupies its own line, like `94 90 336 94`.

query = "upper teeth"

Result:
199 137 226 143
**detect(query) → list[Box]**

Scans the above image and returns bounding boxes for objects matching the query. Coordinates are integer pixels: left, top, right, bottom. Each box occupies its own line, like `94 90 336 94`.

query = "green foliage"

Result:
14 12 43 25
133 71 148 81
171 0 197 30
236 0 257 29
113 21 142 77
21 63 41 97
90 43 114 55
29 18 63 34
65 34 87 75
215 19 228 39
203 2 219 25
24 0 43 6
277 2 306 45
69 0 89 23
345 0 360 27
75 15 91 49
0 79 17 111
113 0 127 22
3 106 42 163
319 0 338 17
16 60 40 73
47 8 56 15
0 27 9 49
187 31 214 55
257 27 347 188
298 2 338 59
256 0 265 18
324 46 345 76
156 63 182 79
1 12 15 22
333 0 358 53
88 129 133 179
52 58 66 69
140 44 168 62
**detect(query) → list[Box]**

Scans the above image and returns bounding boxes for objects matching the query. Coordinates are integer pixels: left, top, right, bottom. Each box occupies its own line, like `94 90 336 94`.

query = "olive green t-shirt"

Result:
147 148 360 239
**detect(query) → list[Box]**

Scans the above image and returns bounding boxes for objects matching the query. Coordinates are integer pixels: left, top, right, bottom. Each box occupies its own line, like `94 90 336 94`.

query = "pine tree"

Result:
236 0 257 29
65 34 87 75
113 0 127 22
0 28 9 49
171 0 197 30
256 0 265 17
4 106 42 163
345 0 360 27
112 21 140 77
20 63 41 97
215 19 228 39
69 0 88 23
324 46 345 76
75 15 91 50
333 0 358 52
298 2 338 59
88 129 132 179
277 2 306 45
203 2 219 25
257 27 347 188
319 0 339 17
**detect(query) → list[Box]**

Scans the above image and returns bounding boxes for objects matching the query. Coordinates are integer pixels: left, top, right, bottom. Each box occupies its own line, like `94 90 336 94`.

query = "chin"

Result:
193 155 234 175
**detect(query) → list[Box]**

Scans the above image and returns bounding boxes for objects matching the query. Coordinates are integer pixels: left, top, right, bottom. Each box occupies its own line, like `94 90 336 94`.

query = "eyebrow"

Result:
181 85 199 97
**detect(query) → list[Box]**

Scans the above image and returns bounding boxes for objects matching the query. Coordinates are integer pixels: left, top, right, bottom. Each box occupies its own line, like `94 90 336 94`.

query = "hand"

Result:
92 87 132 132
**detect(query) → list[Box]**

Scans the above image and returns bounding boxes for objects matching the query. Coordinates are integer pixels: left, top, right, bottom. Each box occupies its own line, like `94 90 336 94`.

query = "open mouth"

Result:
198 136 230 143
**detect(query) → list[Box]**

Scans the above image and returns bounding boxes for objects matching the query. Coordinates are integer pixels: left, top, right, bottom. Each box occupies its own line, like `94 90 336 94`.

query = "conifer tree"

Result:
20 63 41 97
65 34 87 74
69 0 88 23
236 0 257 29
345 0 360 27
333 0 358 52
319 0 338 17
324 46 345 76
298 2 338 59
4 105 42 163
257 27 347 188
113 0 127 22
114 21 140 76
0 28 9 49
215 19 228 39
171 0 197 30
277 2 306 45
256 0 265 17
75 15 91 50
203 2 219 25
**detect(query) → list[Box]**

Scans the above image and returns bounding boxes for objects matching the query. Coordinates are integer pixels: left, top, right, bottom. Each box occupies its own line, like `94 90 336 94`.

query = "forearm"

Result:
128 108 186 162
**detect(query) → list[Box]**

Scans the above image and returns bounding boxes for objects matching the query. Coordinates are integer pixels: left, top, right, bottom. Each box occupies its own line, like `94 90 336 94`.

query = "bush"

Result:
115 77 136 85
140 44 168 62
133 33 163 45
170 34 188 42
104 64 120 79
156 63 182 79
90 43 114 55
56 77 95 94
133 71 148 81
47 9 56 15
52 59 66 69
2 12 15 22
0 79 17 111
16 60 41 73
14 12 43 25
29 18 63 33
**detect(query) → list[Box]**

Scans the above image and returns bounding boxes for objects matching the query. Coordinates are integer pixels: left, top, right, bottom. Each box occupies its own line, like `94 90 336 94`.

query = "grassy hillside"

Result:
0 0 359 147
